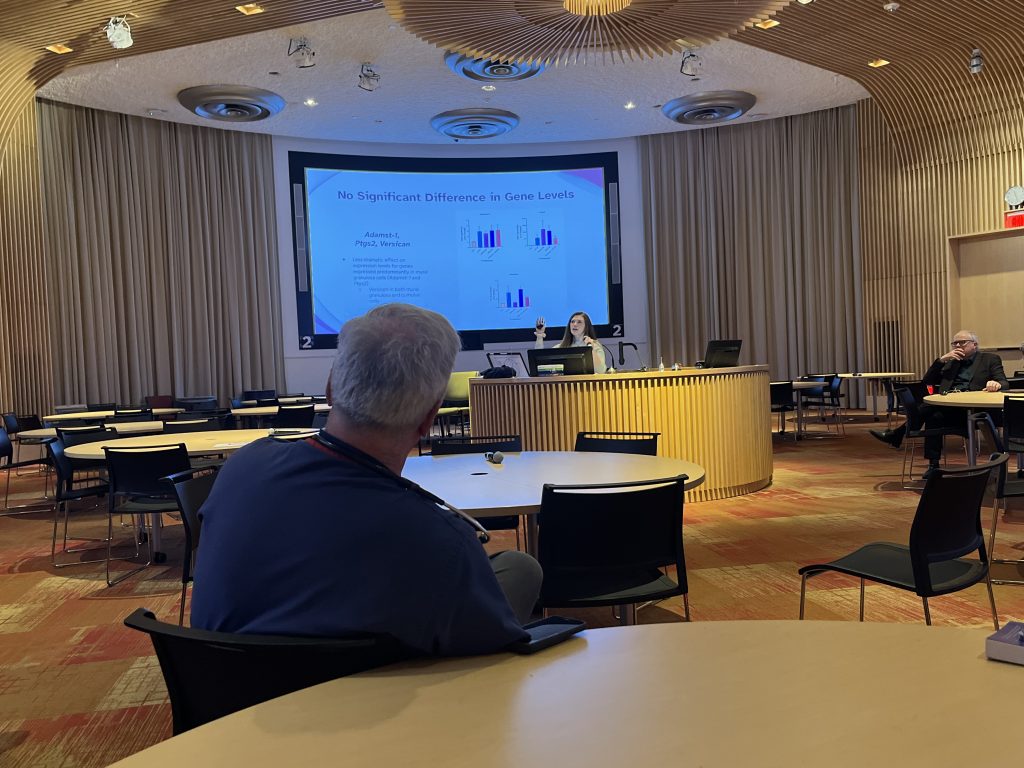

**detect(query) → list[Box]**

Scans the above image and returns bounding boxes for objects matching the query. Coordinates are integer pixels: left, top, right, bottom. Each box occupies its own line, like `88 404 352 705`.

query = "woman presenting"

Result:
534 311 608 373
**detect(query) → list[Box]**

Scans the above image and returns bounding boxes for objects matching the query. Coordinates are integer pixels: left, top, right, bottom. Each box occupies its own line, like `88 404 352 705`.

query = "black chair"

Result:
2 412 45 471
106 408 154 423
769 383 797 439
801 374 845 435
163 467 220 624
242 389 276 402
87 402 116 412
894 386 967 488
274 404 315 429
536 475 690 624
573 431 659 455
163 419 215 434
56 425 112 474
430 435 523 543
146 395 174 409
175 397 218 412
104 444 191 586
123 608 413 734
970 412 1024 586
1 426 50 514
48 438 111 567
798 454 1008 629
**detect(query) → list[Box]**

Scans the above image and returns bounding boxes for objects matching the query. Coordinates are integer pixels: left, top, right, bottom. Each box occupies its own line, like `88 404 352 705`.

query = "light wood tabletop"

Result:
43 408 183 422
403 451 703 553
17 421 165 440
63 429 316 460
923 390 1014 409
230 404 331 417
838 371 917 379
107 621 1021 768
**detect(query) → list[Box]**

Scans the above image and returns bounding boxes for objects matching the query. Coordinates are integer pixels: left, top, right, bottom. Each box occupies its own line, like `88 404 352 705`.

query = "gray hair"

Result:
955 329 979 344
331 303 461 430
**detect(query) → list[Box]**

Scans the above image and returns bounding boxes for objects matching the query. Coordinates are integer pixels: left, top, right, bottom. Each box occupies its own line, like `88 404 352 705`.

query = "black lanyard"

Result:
306 430 491 544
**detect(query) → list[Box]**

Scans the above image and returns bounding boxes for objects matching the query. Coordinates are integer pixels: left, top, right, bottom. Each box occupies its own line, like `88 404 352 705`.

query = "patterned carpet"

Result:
2 417 1024 766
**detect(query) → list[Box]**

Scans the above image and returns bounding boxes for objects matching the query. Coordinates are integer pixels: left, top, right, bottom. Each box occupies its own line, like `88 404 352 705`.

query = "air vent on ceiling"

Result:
430 109 520 139
661 91 757 126
444 52 545 82
177 85 285 122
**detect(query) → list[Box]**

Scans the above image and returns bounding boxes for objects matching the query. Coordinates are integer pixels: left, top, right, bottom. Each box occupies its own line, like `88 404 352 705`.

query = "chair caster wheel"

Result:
154 551 167 564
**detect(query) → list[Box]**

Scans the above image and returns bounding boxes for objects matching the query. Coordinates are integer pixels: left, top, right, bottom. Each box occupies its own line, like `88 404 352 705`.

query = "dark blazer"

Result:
923 351 1009 393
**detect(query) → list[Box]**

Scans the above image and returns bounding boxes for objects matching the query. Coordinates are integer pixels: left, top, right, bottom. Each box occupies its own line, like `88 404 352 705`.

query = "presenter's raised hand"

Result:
534 317 546 338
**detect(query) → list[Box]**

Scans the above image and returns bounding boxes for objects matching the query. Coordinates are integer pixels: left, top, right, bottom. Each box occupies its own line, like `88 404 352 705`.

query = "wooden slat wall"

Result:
470 367 773 502
857 99 1024 375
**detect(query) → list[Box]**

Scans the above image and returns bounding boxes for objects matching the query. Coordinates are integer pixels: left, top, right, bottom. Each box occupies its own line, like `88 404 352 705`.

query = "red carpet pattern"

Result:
2 417 1023 766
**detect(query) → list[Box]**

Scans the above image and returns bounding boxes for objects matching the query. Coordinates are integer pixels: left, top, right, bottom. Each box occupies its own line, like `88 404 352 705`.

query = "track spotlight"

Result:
358 63 381 92
105 16 133 49
969 48 984 75
288 38 316 69
679 49 702 80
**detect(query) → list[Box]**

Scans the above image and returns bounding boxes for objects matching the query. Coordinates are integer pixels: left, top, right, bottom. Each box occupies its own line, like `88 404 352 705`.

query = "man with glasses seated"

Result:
870 330 1008 478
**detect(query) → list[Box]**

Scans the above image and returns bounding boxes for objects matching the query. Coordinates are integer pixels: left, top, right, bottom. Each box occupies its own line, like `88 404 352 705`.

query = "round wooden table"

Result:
107 621 1019 768
403 451 704 553
923 390 1012 464
18 421 166 441
62 429 317 460
42 408 183 422
839 371 917 420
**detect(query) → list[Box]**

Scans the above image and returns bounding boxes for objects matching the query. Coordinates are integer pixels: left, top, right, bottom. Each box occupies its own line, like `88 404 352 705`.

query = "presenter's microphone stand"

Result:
618 341 647 371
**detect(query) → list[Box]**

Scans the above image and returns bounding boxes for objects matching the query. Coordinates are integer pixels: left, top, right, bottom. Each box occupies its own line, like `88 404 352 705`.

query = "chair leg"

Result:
985 571 1000 631
106 506 151 587
990 496 1024 585
799 574 808 619
682 592 690 621
922 597 931 626
859 578 865 621
617 604 637 626
179 584 188 626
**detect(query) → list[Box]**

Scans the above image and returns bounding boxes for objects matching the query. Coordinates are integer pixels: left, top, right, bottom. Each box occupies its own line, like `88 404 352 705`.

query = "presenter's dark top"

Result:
190 436 528 655
923 351 1009 394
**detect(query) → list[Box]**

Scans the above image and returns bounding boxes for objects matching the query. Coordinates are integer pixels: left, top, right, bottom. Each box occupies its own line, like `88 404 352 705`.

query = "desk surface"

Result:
923 391 1014 408
838 371 917 379
63 429 316 459
108 621 1019 768
231 404 331 417
18 421 165 440
43 408 183 422
402 451 704 517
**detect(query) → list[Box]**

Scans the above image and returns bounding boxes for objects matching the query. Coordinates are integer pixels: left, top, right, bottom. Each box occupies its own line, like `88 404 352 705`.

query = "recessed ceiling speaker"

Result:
430 109 520 139
661 91 757 125
444 52 545 82
177 85 285 122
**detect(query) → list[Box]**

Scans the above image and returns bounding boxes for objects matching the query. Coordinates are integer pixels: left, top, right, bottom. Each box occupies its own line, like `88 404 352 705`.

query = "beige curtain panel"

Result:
638 105 863 386
37 99 284 407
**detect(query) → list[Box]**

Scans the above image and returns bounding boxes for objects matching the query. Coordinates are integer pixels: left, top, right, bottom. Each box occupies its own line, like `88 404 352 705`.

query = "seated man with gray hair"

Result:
191 303 542 655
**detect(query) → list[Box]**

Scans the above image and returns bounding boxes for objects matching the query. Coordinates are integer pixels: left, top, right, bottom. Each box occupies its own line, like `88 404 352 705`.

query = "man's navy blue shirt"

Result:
190 436 528 656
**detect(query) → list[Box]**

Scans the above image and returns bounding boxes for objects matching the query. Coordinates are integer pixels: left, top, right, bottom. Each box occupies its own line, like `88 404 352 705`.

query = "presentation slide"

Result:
303 166 610 334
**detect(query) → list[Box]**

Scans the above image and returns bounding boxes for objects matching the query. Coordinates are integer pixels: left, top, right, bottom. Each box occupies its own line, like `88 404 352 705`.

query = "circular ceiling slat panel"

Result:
383 0 791 65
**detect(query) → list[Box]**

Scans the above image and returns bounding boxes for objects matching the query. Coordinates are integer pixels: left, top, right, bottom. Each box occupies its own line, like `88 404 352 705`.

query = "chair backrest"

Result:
107 408 154 423
145 395 174 409
770 382 795 407
87 402 116 412
430 434 522 455
163 419 215 434
443 371 478 407
908 454 1008 596
573 431 659 456
104 444 191 498
274 404 315 428
2 413 18 434
15 414 43 431
176 397 218 412
45 439 75 490
537 475 688 594
0 426 13 464
1004 397 1024 448
242 389 276 401
798 375 826 396
895 387 926 432
56 425 111 448
163 467 219 585
53 403 87 414
123 608 414 734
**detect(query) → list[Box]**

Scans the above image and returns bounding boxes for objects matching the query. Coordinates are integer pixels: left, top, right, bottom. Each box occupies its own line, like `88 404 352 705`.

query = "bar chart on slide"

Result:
489 281 532 314
461 218 504 252
516 215 562 252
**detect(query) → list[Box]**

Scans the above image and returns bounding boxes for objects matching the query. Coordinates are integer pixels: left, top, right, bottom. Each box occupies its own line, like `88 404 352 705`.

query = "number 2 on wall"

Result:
300 335 314 349
612 324 623 337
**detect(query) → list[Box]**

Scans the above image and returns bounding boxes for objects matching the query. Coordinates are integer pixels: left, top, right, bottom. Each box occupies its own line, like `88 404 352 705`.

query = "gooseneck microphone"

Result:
618 342 646 370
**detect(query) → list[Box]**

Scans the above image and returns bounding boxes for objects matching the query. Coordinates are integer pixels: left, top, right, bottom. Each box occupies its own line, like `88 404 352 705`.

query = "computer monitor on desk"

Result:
701 340 742 368
527 347 595 376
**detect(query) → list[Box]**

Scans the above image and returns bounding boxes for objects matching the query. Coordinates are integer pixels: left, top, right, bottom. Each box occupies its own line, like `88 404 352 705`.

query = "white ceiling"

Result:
37 7 868 145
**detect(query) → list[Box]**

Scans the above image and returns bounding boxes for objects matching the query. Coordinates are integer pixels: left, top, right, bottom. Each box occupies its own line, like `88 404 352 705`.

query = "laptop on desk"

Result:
701 340 742 368
486 351 529 379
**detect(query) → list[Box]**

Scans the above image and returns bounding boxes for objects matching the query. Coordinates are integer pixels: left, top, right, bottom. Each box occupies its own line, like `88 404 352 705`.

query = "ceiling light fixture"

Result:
104 16 133 49
679 49 702 79
754 18 780 29
288 38 315 69
45 43 74 54
868 58 890 68
358 63 381 92
796 0 814 4
624 101 636 110
882 2 900 11
303 98 318 107
563 0 632 15
481 84 496 91
235 3 265 14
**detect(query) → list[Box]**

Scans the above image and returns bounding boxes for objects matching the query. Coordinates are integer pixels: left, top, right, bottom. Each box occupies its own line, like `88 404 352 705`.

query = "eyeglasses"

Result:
950 339 975 347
